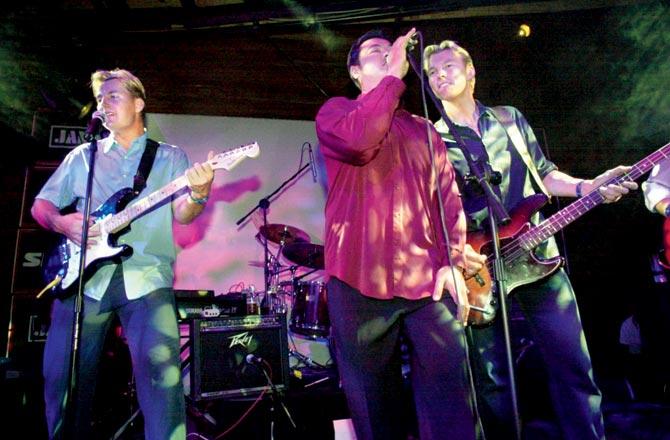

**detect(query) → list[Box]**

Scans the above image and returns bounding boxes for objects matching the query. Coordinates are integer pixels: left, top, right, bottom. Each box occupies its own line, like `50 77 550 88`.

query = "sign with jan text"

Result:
49 125 86 149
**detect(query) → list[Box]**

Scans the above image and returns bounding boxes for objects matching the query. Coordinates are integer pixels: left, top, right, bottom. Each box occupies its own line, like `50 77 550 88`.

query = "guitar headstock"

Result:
209 141 260 171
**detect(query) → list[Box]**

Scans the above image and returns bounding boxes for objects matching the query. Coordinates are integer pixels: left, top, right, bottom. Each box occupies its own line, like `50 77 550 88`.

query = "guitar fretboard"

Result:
99 141 259 234
104 176 189 233
518 141 670 251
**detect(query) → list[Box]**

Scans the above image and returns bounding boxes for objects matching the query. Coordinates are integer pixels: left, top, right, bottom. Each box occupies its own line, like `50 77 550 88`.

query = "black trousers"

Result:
467 269 604 439
327 277 477 440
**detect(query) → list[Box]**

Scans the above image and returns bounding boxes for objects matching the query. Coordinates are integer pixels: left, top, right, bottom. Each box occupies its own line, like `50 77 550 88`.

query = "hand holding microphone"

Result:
387 27 417 80
406 31 419 52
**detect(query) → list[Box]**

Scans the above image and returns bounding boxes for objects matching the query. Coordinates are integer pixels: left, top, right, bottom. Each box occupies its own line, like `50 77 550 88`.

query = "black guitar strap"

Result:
132 138 159 197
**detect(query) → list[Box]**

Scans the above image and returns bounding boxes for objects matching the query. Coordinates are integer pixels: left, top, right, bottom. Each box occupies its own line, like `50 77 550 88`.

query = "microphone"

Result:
407 32 419 52
308 143 317 183
245 353 264 366
84 110 105 142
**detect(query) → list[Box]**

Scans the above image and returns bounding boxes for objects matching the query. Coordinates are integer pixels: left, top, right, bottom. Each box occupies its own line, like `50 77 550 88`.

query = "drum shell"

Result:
290 281 329 338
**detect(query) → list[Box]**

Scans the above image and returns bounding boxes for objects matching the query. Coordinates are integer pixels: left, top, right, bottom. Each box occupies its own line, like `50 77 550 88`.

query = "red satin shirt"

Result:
316 76 466 300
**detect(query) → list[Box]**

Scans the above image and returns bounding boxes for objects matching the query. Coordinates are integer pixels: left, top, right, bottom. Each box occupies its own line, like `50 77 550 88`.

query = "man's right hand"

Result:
55 212 100 247
387 28 415 80
32 199 100 248
463 244 487 278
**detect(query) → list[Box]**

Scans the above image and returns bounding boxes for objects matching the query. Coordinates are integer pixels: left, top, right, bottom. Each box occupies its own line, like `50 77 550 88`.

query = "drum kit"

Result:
254 223 330 341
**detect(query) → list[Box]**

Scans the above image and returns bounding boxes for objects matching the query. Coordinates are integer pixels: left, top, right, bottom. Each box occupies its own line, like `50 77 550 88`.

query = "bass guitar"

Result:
40 141 260 298
466 140 670 326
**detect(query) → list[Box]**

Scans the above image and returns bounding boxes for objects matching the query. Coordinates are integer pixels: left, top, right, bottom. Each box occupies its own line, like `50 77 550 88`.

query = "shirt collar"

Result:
102 131 148 154
434 100 492 135
476 101 495 119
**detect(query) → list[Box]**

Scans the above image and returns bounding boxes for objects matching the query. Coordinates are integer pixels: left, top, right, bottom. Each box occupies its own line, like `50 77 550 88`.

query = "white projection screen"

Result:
146 113 325 295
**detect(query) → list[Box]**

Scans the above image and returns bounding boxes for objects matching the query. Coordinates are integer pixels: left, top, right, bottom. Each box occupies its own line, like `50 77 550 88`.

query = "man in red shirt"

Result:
315 28 476 439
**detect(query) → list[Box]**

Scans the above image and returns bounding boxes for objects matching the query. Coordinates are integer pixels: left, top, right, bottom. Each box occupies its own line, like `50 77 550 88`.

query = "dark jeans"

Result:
327 277 477 440
43 288 185 440
467 269 605 440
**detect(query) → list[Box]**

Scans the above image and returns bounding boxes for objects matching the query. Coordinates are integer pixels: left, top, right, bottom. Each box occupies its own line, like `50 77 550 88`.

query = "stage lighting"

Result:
518 24 531 38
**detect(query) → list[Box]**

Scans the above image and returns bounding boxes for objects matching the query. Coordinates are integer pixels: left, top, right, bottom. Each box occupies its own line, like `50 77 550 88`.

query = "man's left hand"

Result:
186 151 215 198
588 165 638 203
433 265 470 326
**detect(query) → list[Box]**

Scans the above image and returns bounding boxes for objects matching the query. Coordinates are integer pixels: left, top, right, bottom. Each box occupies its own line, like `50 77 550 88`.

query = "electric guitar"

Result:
466 140 670 326
40 141 260 298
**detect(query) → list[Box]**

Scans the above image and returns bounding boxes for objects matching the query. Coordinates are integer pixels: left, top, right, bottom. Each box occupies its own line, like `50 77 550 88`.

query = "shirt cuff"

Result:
642 180 670 212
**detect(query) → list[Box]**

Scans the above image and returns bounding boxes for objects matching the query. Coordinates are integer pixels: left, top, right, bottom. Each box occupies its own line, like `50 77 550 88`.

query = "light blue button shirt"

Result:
36 133 190 300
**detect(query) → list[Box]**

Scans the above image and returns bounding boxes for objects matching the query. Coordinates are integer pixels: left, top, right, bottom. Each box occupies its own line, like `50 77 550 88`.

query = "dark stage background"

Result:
1 0 670 436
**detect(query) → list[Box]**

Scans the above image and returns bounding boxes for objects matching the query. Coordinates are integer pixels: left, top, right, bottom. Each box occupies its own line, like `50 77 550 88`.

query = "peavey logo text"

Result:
228 331 254 349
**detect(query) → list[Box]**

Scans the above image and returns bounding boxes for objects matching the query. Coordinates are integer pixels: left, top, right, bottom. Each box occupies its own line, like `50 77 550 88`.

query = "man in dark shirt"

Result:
315 29 476 439
424 40 637 439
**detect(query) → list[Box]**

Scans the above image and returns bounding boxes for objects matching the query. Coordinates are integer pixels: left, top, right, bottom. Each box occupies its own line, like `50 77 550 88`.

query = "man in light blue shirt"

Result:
32 68 214 439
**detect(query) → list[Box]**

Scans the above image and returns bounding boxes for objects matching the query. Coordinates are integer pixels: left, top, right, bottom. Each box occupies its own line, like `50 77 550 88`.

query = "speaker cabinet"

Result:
189 314 289 401
11 228 62 294
1 294 50 438
19 163 59 228
5 294 51 363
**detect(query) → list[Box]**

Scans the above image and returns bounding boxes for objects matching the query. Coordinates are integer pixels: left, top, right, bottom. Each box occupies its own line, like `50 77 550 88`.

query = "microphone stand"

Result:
407 49 521 440
255 361 296 439
236 162 311 293
63 136 98 438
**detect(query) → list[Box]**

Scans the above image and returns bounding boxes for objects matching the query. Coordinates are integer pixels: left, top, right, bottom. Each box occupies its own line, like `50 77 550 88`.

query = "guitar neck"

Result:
99 141 260 234
520 141 670 249
104 175 189 233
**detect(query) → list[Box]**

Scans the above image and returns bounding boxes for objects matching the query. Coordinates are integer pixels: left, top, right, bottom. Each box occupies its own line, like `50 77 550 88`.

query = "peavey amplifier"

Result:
189 314 289 401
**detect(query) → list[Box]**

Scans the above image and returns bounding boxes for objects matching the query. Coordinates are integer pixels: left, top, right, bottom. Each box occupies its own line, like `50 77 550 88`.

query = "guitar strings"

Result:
478 165 644 275
470 143 670 307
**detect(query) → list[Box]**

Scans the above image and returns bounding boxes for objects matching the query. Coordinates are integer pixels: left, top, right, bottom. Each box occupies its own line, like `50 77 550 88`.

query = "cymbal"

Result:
282 242 324 270
258 224 310 245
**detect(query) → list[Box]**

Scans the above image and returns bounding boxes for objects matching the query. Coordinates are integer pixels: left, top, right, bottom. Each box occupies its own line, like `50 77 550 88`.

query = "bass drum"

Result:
290 281 329 339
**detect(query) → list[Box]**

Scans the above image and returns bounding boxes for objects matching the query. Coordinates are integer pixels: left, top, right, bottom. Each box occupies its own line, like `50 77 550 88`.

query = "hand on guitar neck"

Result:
585 165 638 203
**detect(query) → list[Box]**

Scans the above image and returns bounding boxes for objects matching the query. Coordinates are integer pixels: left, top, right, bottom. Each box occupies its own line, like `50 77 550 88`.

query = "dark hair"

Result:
347 29 391 69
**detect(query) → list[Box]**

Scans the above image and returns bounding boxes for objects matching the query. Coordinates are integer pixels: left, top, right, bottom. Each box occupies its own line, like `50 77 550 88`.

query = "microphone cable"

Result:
409 30 487 439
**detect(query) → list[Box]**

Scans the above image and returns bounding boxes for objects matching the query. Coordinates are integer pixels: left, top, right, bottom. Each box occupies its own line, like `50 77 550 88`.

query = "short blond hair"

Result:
90 69 147 123
423 40 474 73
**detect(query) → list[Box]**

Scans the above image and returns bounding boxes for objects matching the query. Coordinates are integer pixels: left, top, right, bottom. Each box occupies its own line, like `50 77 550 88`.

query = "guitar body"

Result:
466 194 564 326
43 188 135 298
